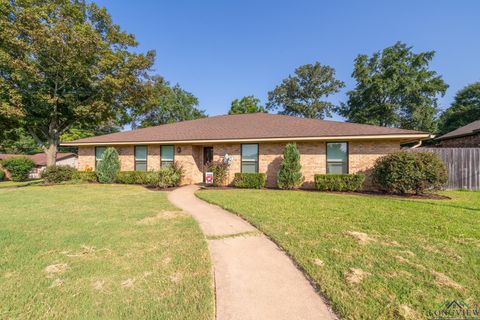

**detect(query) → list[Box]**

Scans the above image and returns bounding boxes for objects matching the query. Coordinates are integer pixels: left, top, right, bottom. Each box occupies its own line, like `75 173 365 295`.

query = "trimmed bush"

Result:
277 143 304 189
314 174 365 192
96 147 120 183
204 160 230 186
115 163 183 188
116 171 146 184
0 170 4 181
72 171 98 182
372 151 447 194
41 165 77 183
233 173 266 189
1 156 35 181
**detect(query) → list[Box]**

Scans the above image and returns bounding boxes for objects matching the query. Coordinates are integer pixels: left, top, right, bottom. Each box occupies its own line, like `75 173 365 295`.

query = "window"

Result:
326 142 348 174
241 144 259 173
135 146 148 171
95 147 106 169
161 145 174 167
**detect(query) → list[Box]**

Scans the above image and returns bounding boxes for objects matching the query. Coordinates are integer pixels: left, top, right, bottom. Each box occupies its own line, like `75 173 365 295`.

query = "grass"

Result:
0 184 213 320
197 189 480 319
0 179 43 188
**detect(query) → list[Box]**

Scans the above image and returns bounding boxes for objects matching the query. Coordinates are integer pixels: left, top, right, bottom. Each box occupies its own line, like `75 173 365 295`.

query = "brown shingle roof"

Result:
62 113 430 145
436 120 480 140
0 153 76 166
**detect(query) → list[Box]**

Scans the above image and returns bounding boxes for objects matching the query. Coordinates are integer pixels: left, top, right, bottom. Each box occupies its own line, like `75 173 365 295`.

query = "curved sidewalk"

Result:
168 185 336 320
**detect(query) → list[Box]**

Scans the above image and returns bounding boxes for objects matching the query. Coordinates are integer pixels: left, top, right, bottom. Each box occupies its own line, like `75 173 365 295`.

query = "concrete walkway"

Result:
168 185 336 320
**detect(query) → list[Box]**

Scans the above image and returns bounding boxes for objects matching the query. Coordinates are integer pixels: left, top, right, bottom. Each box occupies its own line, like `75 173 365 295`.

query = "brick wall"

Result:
436 134 480 148
78 146 95 171
77 140 402 189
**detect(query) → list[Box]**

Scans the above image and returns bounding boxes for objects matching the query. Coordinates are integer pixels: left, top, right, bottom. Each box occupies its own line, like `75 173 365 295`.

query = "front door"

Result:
203 147 213 166
203 147 214 182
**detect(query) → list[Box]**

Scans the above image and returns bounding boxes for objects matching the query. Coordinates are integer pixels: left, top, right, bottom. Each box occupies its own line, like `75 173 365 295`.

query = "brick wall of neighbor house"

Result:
437 133 480 148
77 140 401 188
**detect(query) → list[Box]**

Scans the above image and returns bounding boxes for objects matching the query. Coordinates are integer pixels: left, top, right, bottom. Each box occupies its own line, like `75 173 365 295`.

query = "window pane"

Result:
95 147 106 160
327 162 348 174
242 144 258 161
241 162 257 173
135 146 147 161
135 161 147 172
161 161 173 168
161 146 174 161
327 143 347 162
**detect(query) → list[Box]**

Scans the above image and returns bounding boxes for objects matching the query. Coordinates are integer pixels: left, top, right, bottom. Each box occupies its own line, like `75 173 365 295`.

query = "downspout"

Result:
411 140 422 149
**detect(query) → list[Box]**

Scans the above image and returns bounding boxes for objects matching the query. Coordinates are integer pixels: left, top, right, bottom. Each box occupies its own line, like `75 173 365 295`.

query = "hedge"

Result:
115 164 182 188
0 170 4 181
72 171 98 182
0 157 35 181
41 165 77 183
233 173 266 189
314 174 365 192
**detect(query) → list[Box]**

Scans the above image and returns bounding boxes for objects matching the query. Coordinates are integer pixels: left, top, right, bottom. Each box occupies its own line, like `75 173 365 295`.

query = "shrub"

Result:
0 170 4 181
96 147 120 183
1 156 35 181
115 163 183 188
204 160 230 186
372 151 447 194
314 174 365 192
41 165 77 183
72 171 98 182
233 173 266 189
116 171 146 184
277 143 304 189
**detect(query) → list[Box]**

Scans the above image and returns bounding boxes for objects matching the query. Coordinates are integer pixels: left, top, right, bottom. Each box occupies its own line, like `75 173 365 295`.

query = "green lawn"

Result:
0 179 43 188
197 189 480 320
0 184 213 320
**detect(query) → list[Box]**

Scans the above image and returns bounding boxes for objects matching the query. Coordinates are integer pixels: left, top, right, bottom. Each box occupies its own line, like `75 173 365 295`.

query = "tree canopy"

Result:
266 62 344 119
438 82 480 134
131 76 206 128
337 42 448 132
228 95 266 115
0 0 154 165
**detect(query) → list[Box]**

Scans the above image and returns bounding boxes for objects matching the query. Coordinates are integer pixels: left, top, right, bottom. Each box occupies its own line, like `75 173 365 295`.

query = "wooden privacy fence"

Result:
410 148 480 190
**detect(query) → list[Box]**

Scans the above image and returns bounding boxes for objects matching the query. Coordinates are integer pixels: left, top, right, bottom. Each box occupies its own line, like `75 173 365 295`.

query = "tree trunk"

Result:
45 140 58 167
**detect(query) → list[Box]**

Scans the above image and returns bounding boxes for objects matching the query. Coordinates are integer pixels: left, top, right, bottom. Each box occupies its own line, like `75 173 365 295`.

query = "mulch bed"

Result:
199 184 451 200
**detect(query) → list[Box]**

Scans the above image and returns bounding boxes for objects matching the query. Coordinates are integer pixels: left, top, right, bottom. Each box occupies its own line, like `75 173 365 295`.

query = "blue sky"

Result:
96 0 480 120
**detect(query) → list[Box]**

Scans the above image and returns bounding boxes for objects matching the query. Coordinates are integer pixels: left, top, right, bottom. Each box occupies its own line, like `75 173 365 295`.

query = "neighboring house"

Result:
435 120 480 147
61 113 432 188
0 153 77 179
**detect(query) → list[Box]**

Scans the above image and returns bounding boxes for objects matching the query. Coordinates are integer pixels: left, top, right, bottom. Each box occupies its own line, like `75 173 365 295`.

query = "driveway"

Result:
168 185 336 320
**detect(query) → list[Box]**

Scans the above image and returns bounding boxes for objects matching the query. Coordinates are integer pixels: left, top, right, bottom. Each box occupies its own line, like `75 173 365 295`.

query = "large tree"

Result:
131 76 206 128
338 42 448 132
228 95 266 115
438 82 480 134
0 0 154 165
266 62 345 119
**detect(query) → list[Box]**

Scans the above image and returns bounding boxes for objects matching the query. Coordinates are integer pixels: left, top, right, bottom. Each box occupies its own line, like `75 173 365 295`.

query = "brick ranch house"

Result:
62 113 432 188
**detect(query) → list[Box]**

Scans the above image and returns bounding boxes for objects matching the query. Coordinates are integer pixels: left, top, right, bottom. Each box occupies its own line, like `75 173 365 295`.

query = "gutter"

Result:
60 133 433 147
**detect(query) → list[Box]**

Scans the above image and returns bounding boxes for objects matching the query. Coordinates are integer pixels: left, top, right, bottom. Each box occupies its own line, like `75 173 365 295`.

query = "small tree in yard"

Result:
277 143 304 189
96 148 120 184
